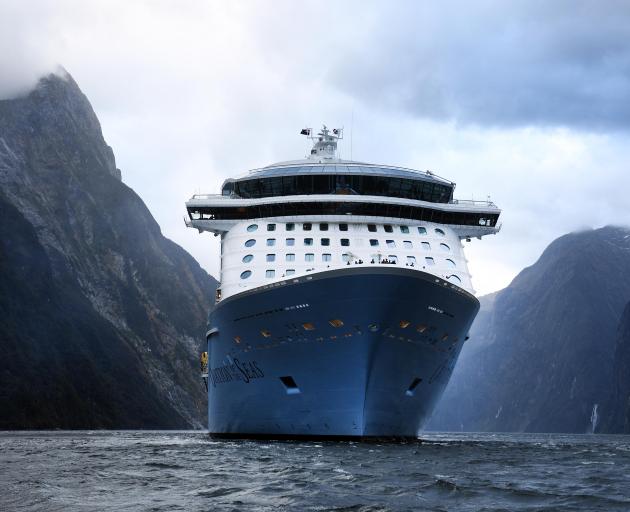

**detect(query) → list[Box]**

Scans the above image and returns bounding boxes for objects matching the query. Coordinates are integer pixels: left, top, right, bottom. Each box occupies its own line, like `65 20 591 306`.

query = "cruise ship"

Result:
186 126 501 439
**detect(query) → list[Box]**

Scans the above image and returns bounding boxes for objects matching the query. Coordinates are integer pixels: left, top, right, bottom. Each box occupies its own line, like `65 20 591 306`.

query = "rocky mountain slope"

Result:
427 226 630 433
0 71 216 428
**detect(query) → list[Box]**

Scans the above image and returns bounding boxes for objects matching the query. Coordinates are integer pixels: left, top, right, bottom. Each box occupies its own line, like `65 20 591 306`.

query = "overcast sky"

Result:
2 0 630 295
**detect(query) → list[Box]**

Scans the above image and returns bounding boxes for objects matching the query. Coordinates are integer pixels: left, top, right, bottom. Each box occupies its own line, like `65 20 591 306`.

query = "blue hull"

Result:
206 267 479 439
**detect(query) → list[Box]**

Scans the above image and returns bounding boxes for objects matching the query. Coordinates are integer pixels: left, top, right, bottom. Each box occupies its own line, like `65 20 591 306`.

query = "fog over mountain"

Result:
427 226 630 433
0 71 217 428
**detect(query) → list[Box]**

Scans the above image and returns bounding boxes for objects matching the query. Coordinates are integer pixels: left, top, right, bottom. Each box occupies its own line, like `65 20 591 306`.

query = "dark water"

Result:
2 431 630 511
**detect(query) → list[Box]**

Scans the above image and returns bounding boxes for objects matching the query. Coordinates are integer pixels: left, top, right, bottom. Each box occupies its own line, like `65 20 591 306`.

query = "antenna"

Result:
350 105 354 161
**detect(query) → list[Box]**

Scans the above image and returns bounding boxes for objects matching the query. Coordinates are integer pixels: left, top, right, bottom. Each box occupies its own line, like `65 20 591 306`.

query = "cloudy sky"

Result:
2 0 630 295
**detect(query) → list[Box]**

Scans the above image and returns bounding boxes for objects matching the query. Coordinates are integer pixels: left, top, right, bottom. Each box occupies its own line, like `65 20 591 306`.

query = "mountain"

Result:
0 70 216 429
426 226 630 433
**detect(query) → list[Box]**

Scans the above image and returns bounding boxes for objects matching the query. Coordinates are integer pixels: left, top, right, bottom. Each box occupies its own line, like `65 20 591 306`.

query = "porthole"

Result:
267 223 276 231
384 225 393 233
418 227 427 235
421 242 431 250
286 223 295 231
305 253 314 262
446 259 456 268
386 240 396 248
407 256 417 265
286 238 295 246
339 223 349 231
448 274 462 284
403 241 413 249
321 238 330 246
303 223 312 231
242 254 254 263
286 269 295 276
368 224 377 232
267 238 276 246
342 253 350 262
266 269 275 278
340 238 350 246
440 243 450 252
240 270 252 279
435 228 445 236
370 239 379 247
286 253 295 262
322 253 332 262
244 239 256 247
320 223 329 231
400 225 410 234
266 254 275 262
304 238 313 246
246 224 258 232
425 257 435 265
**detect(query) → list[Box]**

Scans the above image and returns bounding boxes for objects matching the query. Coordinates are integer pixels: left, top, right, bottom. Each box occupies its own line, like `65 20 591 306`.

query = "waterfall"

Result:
590 403 599 433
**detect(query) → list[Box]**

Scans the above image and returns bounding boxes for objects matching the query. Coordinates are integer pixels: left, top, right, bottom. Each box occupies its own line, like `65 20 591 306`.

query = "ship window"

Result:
418 227 427 235
267 238 276 246
339 223 348 231
286 223 295 231
446 258 456 268
384 224 393 233
266 269 275 278
320 223 329 231
407 256 416 265
245 239 256 247
370 239 379 247
266 254 275 262
417 324 428 333
400 225 410 234
303 223 312 231
386 240 396 248
267 223 276 231
247 224 258 232
388 255 398 263
368 323 380 332
342 253 350 262
340 238 350 246
435 228 445 236
440 243 450 252
329 319 344 327
304 238 313 246
305 253 314 262
234 336 241 344
240 270 252 279
286 253 295 262
322 253 332 262
421 242 431 250
242 254 254 263
448 274 462 284
425 257 435 265
321 238 330 246
368 224 377 232
399 320 411 328
286 238 295 246
302 322 315 331
403 241 413 249
261 329 271 338
286 269 295 276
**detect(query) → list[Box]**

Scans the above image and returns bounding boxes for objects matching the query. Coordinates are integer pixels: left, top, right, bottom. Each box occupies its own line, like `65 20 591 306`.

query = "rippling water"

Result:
2 431 630 511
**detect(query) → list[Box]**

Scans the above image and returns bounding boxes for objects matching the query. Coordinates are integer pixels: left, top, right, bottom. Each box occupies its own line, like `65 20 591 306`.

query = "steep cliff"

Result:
427 226 630 433
0 71 216 428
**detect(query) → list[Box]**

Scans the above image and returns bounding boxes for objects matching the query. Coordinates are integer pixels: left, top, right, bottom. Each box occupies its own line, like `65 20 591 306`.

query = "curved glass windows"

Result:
403 241 413 249
266 238 276 246
244 239 256 247
421 242 431 250
370 239 379 247
448 274 462 284
286 269 295 276
321 238 330 246
386 240 396 248
435 228 446 236
286 238 295 246
228 173 454 203
400 225 410 234
267 223 276 231
286 253 295 262
266 254 275 262
304 238 313 246
240 270 252 279
242 254 254 263
266 270 275 278
340 238 350 247
418 227 427 235
246 224 258 232
368 224 377 232
322 253 332 262
440 243 451 252
446 258 456 268
425 257 435 266
305 253 315 262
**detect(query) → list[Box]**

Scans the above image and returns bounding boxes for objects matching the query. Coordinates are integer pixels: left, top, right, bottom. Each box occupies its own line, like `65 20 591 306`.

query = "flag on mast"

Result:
300 128 311 135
